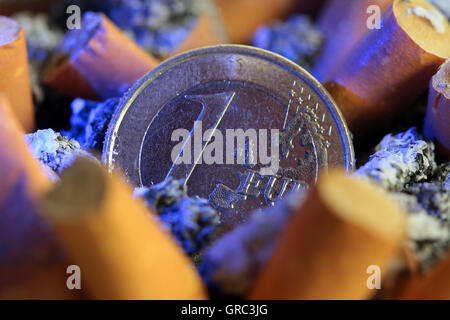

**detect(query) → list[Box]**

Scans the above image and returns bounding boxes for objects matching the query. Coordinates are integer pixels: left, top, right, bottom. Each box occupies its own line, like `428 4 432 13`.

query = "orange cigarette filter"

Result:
313 0 393 81
0 96 80 299
424 58 450 160
323 0 450 138
0 16 35 133
398 251 450 300
214 0 297 44
43 12 160 100
249 170 407 300
42 158 207 300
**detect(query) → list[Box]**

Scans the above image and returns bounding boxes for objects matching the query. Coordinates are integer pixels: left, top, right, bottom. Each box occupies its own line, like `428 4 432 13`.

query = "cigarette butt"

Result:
43 12 160 100
249 170 407 300
398 253 450 299
323 0 450 138
172 12 226 56
424 58 450 160
214 0 297 44
0 15 35 133
0 97 81 299
42 158 207 300
313 0 393 81
42 54 99 100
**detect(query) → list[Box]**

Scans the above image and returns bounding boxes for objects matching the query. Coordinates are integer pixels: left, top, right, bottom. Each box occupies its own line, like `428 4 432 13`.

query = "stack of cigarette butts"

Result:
0 0 449 300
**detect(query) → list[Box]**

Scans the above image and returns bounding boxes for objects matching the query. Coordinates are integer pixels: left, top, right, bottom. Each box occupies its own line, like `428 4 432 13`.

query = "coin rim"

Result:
102 44 355 175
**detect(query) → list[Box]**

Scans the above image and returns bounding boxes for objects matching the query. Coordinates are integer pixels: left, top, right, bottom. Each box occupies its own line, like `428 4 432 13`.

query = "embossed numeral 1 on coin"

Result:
166 92 236 184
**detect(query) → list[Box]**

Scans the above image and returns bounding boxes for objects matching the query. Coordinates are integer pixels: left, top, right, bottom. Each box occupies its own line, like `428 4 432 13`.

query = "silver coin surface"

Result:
103 45 354 232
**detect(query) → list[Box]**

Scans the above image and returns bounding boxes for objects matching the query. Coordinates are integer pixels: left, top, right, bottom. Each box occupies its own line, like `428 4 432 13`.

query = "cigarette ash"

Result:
407 182 449 221
404 181 450 270
433 162 450 189
200 191 306 298
134 178 220 257
65 97 120 153
25 129 93 177
354 128 436 192
390 192 449 272
11 12 63 104
355 128 450 272
51 0 208 58
253 15 324 70
11 13 62 62
108 0 208 57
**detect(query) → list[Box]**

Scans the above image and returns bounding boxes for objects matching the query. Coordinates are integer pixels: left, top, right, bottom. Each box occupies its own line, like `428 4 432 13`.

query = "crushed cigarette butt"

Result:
200 191 306 297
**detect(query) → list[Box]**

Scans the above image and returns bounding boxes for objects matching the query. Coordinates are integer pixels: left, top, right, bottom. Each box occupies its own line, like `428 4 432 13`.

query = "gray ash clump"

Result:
407 182 449 222
354 128 436 192
433 162 450 188
134 178 220 257
200 191 306 298
25 129 92 176
390 192 449 272
253 15 324 70
65 97 119 152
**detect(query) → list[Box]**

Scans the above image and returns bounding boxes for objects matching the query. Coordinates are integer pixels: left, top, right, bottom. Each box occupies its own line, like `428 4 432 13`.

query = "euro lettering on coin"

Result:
103 45 354 232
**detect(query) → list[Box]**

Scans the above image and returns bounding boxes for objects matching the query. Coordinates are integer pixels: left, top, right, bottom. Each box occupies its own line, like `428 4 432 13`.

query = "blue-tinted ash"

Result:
253 14 324 70
200 191 306 298
134 178 220 256
25 129 92 177
66 97 119 153
354 128 437 192
103 0 205 58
